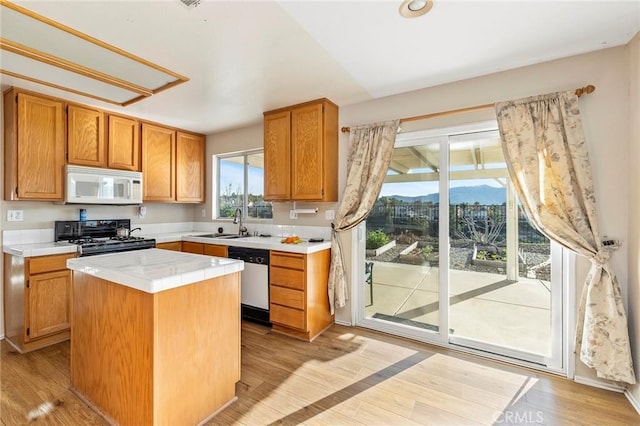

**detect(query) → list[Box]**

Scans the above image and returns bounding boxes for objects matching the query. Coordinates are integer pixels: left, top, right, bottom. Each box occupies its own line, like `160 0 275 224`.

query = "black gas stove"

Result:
55 219 156 257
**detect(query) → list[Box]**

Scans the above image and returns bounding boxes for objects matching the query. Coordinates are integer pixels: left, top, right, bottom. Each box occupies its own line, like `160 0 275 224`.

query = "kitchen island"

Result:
66 249 244 426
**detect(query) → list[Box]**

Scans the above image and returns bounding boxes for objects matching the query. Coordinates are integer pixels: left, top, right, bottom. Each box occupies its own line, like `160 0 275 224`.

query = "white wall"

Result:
338 44 635 384
627 32 640 405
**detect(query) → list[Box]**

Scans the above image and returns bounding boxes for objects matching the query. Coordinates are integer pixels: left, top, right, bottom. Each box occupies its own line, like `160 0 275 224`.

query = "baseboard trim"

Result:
334 319 352 326
574 374 626 393
625 389 640 415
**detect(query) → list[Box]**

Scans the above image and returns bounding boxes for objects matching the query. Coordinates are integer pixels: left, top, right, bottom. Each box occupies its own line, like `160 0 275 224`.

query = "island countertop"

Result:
66 248 244 294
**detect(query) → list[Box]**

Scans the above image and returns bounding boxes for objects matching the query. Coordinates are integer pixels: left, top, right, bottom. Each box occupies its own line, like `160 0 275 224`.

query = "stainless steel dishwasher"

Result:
227 246 270 325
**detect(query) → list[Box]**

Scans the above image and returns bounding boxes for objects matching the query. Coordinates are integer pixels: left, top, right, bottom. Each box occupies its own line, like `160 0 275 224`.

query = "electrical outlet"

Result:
201 208 206 218
325 209 335 220
289 210 298 220
7 210 24 221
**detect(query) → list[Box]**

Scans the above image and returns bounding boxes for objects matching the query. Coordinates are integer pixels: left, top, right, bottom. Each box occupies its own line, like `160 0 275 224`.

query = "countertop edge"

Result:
67 249 245 294
3 232 331 257
178 235 331 253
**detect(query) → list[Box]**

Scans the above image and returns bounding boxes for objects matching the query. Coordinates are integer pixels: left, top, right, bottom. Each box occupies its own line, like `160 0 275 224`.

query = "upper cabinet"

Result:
142 125 205 203
142 123 176 202
3 86 203 204
107 114 140 171
176 132 205 203
263 111 291 200
263 98 338 202
67 109 141 171
4 89 65 201
67 104 106 168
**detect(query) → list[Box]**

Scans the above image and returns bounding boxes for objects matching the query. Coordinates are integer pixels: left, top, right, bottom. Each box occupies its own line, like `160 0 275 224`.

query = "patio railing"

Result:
367 202 547 244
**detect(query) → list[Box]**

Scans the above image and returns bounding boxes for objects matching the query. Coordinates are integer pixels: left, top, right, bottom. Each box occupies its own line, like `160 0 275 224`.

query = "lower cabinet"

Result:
181 241 228 257
156 241 183 252
3 252 74 353
269 249 333 341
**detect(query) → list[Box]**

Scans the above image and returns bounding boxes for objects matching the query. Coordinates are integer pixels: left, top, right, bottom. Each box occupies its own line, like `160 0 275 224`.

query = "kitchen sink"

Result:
195 233 249 239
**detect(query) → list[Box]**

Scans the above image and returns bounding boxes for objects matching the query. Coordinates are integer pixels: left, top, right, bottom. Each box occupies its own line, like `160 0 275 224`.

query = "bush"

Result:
422 245 434 256
366 229 389 250
477 249 507 261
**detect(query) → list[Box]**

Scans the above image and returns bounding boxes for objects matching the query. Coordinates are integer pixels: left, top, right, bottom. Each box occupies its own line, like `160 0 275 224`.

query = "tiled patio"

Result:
364 261 551 356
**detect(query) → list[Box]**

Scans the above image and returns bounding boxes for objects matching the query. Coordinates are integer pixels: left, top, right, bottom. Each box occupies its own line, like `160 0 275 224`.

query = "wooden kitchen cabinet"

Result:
204 244 228 257
107 114 140 171
142 125 205 203
182 241 204 254
156 241 183 252
3 86 204 203
3 252 75 353
176 131 205 202
182 242 228 257
269 249 333 341
3 89 65 201
142 123 176 202
263 98 338 202
67 104 106 167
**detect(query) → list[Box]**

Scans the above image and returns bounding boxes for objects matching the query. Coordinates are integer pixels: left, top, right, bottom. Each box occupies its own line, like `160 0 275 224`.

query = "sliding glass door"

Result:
357 123 565 371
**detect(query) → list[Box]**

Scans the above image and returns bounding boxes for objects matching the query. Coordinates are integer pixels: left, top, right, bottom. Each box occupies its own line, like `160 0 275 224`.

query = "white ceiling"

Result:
1 0 638 135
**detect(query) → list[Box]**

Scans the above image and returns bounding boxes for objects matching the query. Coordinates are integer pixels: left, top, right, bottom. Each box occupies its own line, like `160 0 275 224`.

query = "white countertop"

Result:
179 234 331 254
3 241 78 257
3 232 331 257
67 248 244 294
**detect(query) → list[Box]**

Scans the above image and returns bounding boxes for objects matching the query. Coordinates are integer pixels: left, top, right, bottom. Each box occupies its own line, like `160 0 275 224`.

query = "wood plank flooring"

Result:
2 322 638 425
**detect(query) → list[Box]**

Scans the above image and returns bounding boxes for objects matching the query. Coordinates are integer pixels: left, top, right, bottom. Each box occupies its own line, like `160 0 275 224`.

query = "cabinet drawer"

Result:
204 244 227 257
28 253 75 275
271 285 304 310
182 242 204 254
156 241 182 252
270 304 305 330
270 266 304 291
270 251 305 270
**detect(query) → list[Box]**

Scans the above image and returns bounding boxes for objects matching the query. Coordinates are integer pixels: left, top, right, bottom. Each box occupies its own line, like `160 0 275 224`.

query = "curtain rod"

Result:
340 84 596 133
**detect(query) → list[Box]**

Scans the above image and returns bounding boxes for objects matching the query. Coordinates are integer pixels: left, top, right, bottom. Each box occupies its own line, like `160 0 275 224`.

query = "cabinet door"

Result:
270 304 305 331
156 241 183 251
67 104 106 167
142 123 176 201
176 132 205 202
108 115 140 171
291 103 324 200
27 270 71 340
182 242 204 254
15 93 65 200
263 110 291 200
203 244 227 257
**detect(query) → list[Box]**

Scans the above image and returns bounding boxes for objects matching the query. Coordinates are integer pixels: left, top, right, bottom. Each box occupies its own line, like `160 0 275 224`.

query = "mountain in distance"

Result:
384 185 506 205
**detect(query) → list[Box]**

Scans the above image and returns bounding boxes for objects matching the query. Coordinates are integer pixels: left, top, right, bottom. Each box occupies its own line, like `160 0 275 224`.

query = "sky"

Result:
379 178 504 198
219 160 264 196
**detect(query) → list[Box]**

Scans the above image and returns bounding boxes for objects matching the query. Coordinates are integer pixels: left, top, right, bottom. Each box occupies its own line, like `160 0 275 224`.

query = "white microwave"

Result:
65 165 143 205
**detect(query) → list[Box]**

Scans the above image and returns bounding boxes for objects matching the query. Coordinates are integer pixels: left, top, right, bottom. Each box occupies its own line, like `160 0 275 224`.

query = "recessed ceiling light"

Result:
399 0 434 18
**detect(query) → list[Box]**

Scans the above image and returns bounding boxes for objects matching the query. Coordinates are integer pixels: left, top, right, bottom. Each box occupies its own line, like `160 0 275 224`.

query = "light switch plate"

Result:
325 210 335 220
7 210 23 221
289 210 298 219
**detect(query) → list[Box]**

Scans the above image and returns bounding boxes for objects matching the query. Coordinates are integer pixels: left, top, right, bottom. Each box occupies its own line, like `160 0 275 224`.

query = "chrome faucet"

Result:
128 227 142 238
233 208 247 236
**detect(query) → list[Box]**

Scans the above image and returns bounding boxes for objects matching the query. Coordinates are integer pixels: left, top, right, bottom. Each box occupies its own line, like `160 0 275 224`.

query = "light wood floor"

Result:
1 322 638 425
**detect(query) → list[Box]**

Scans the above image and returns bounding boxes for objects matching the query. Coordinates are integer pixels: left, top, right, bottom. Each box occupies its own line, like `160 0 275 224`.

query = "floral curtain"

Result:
495 91 636 384
328 120 399 314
